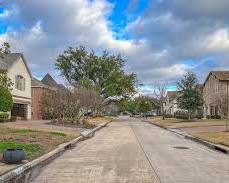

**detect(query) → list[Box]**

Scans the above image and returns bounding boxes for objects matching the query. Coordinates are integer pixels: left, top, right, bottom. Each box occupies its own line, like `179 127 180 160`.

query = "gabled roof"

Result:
0 53 32 78
167 91 178 99
41 73 59 87
203 71 229 86
32 77 57 90
32 78 48 88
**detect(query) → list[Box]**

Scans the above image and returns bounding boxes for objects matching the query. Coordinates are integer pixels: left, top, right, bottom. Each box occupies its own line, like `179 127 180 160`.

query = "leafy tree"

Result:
0 86 13 112
0 71 13 89
0 42 12 89
55 46 136 100
0 42 13 113
177 72 203 120
135 96 153 114
117 96 153 114
0 42 11 58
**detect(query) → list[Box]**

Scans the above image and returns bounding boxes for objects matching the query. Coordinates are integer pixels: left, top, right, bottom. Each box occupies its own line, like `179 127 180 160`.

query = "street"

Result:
33 116 229 183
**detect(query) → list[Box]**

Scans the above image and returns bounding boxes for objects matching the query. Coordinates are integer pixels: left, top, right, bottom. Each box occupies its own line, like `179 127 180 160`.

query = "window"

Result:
15 75 25 91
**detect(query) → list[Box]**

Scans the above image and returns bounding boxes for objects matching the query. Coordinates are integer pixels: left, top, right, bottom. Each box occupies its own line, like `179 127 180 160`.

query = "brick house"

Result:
203 71 229 118
31 74 60 120
0 53 32 119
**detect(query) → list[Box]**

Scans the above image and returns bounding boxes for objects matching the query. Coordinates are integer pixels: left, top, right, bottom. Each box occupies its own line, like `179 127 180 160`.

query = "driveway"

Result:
33 116 229 183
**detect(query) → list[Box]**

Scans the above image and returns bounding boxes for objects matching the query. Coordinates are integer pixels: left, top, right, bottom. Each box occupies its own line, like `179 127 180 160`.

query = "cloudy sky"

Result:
1 0 229 94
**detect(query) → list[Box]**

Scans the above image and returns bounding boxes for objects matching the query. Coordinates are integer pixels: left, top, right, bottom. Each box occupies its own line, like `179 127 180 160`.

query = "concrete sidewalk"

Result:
32 117 159 183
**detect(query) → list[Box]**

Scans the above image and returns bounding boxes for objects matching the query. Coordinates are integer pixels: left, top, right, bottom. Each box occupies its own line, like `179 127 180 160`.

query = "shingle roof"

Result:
41 73 59 87
0 53 21 70
0 53 32 77
167 91 178 99
211 71 229 80
203 71 229 86
32 78 47 88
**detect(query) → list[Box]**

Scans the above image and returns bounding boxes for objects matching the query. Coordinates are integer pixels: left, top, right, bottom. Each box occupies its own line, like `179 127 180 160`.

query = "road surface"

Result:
33 116 229 183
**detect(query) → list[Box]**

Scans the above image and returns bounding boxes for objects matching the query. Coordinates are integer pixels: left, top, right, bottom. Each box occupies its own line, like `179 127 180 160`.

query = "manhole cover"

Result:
173 146 189 149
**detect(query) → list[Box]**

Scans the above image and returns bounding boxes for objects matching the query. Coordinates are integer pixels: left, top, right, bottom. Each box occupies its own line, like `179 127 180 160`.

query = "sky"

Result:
1 0 229 94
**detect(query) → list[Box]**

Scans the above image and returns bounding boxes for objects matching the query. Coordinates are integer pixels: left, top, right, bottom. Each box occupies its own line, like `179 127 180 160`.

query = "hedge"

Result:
0 112 9 122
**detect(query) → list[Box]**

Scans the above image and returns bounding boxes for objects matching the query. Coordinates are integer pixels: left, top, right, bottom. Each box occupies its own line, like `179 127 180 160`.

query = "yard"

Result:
87 116 113 125
0 126 77 161
148 117 229 147
0 116 112 161
148 117 227 129
193 132 229 147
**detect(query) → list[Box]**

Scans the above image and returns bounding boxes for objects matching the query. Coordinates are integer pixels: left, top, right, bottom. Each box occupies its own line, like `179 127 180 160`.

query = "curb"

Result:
0 122 108 183
142 119 229 155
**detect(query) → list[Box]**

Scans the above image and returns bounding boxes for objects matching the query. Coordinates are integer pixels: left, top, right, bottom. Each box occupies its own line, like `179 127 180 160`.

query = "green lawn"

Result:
0 126 77 160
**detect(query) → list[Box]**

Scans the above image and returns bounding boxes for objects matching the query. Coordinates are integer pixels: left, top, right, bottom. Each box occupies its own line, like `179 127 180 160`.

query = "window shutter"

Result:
23 78 25 91
15 75 17 89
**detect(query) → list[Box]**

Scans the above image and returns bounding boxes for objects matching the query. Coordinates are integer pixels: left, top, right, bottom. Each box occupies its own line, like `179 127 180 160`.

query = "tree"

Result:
0 87 13 112
0 71 13 89
41 86 104 123
0 42 12 89
0 42 13 113
153 83 167 120
135 96 153 114
177 72 203 120
0 42 11 58
55 46 136 100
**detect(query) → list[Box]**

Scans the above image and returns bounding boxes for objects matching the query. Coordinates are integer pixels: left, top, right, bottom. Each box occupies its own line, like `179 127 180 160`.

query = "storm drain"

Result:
173 146 190 150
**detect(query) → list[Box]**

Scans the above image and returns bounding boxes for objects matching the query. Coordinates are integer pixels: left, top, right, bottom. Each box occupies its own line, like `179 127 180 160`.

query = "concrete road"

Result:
33 117 229 183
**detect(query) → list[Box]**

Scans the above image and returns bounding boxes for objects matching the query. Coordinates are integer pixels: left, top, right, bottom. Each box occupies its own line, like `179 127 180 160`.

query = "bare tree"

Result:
214 92 229 132
41 86 104 124
153 82 167 120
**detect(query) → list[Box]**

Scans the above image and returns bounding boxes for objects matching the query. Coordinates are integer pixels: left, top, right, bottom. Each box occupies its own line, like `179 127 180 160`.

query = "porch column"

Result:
27 104 32 120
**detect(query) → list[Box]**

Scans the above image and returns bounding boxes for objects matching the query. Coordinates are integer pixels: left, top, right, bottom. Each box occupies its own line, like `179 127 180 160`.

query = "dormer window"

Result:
15 75 25 91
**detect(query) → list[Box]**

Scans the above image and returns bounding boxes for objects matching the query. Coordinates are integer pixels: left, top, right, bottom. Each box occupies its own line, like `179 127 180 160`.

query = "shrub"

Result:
0 87 13 112
165 114 174 118
0 112 9 122
174 111 189 120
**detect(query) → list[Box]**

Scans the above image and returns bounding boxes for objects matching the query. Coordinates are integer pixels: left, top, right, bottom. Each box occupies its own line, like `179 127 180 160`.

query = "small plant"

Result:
48 131 67 137
0 112 9 122
13 129 39 134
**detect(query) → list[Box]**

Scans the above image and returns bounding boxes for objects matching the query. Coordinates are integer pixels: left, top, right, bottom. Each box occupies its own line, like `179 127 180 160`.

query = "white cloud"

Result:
2 0 229 92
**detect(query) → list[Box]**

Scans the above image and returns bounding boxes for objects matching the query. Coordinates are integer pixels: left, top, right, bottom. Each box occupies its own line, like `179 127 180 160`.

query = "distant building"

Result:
0 53 32 119
164 91 179 116
31 73 62 120
203 71 229 118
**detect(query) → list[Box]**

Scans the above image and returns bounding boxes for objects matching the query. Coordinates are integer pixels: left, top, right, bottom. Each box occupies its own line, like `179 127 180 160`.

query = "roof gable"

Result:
167 91 178 100
0 53 32 78
41 73 58 87
203 71 229 86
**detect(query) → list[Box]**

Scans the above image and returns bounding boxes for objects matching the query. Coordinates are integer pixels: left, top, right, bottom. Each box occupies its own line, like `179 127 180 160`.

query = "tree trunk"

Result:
188 110 191 121
161 104 165 120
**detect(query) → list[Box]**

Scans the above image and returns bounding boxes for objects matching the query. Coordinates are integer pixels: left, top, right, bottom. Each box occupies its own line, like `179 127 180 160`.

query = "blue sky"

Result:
1 0 229 94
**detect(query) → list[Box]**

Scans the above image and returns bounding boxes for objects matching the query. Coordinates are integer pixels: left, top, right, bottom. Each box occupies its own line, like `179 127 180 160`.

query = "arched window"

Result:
15 75 25 91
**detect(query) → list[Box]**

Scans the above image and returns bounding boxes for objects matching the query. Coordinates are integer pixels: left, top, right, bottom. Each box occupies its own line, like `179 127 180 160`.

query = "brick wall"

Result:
31 87 43 120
